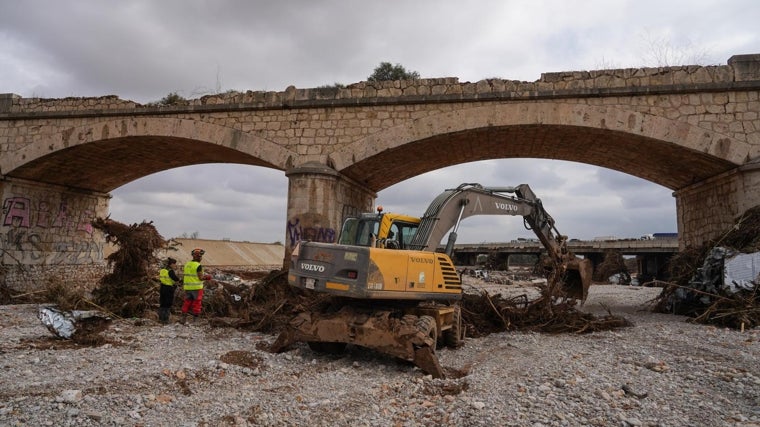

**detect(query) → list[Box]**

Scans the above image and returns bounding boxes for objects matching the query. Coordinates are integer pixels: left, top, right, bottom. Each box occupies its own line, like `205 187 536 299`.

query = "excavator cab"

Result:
337 210 421 250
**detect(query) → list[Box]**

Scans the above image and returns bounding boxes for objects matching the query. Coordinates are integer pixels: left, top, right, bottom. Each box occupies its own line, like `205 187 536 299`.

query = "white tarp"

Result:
724 251 760 293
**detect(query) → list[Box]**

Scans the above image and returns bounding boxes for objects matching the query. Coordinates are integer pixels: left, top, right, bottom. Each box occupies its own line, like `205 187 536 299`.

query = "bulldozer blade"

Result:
413 346 445 379
268 307 446 377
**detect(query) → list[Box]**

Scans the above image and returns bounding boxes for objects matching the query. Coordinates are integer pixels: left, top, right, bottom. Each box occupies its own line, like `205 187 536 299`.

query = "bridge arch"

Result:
334 102 747 192
3 57 760 291
3 117 295 192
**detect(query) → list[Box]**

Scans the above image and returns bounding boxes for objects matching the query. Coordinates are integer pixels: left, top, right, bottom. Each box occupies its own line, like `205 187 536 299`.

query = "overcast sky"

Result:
2 1 758 245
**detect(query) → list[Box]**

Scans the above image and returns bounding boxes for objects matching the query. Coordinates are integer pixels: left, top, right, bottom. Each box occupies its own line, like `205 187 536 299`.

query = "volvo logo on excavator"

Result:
494 202 518 211
300 262 326 272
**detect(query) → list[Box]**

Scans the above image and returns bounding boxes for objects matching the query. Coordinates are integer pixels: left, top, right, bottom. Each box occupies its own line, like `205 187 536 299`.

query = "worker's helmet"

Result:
191 248 205 258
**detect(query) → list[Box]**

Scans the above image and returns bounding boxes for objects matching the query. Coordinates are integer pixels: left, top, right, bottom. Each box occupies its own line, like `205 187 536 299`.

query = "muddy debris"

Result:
203 269 332 334
219 350 265 370
6 216 632 351
90 217 173 318
460 273 631 338
655 205 760 329
202 267 633 340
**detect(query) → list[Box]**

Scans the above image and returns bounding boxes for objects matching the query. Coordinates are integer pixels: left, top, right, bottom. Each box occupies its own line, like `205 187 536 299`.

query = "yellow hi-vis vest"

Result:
159 268 175 286
183 261 203 290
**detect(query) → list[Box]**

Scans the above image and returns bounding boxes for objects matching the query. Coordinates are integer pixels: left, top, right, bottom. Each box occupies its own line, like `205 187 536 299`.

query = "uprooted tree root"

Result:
593 250 631 285
654 205 760 329
90 217 171 318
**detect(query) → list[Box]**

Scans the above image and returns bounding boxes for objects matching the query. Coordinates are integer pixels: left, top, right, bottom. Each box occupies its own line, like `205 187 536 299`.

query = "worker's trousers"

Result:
181 289 204 316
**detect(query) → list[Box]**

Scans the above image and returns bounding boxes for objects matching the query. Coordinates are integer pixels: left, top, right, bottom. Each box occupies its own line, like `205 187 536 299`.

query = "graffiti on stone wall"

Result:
1 192 104 265
287 217 336 247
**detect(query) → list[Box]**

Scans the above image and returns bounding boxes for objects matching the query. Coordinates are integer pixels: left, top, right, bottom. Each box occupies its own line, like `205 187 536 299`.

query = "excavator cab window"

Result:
338 217 380 247
387 221 420 250
338 216 419 249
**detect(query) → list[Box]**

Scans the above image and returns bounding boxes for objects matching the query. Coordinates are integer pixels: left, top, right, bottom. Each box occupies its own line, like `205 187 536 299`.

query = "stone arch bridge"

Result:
1 54 759 290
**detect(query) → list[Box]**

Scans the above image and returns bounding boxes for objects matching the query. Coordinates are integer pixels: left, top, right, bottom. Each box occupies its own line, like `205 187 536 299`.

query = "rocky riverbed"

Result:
1 284 759 427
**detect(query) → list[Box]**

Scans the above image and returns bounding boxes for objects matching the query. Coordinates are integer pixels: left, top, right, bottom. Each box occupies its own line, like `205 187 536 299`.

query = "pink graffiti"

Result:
2 197 93 234
3 197 31 227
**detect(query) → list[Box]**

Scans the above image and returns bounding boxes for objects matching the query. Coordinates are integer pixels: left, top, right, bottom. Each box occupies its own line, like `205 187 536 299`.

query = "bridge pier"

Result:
636 253 673 283
675 164 760 249
0 176 110 292
284 162 376 267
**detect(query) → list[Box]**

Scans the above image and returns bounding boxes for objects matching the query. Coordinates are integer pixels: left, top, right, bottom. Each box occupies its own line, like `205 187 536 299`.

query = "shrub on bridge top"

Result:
367 62 420 82
146 91 187 106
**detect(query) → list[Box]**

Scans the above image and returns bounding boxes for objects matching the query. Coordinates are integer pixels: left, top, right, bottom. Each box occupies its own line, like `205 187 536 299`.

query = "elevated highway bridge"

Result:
450 238 679 280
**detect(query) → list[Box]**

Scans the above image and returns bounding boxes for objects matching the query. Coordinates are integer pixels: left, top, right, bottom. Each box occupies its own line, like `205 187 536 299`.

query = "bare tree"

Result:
637 29 713 66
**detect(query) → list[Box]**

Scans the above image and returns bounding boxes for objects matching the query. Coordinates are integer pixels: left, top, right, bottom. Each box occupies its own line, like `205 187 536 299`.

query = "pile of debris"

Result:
37 306 112 345
203 267 631 338
656 205 760 329
89 217 172 318
20 216 632 345
202 270 330 333
461 270 631 337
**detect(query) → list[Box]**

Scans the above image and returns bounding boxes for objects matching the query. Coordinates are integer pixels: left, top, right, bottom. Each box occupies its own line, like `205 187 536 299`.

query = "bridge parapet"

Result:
2 55 756 115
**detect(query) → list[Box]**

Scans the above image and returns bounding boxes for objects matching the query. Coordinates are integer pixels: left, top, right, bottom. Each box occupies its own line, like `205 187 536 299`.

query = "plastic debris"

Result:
38 306 110 339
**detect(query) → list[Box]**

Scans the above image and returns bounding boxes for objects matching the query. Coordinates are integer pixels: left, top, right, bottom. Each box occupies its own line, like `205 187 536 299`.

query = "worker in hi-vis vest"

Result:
158 257 180 324
181 248 211 323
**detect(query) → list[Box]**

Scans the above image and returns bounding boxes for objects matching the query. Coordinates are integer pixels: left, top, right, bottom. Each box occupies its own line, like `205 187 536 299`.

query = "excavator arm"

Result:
408 183 592 300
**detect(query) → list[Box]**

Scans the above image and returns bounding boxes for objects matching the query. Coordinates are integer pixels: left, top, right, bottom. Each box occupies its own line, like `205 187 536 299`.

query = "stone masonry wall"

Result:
0 177 110 292
285 164 375 257
675 172 741 248
2 56 758 165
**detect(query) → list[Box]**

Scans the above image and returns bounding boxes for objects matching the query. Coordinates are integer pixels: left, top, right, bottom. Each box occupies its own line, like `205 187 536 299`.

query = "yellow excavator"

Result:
270 183 593 378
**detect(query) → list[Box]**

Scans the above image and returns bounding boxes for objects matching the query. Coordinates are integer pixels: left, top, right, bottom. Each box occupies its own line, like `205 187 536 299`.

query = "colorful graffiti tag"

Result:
1 193 105 265
287 217 336 247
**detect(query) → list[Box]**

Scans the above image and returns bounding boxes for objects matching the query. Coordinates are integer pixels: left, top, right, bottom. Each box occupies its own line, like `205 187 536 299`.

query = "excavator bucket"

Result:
562 258 593 302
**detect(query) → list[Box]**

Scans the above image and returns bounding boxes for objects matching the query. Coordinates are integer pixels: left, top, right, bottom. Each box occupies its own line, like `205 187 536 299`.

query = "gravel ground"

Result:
1 284 759 427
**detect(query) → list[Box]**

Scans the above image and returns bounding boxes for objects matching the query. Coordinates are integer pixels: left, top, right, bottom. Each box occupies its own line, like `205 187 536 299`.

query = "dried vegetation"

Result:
460 269 631 337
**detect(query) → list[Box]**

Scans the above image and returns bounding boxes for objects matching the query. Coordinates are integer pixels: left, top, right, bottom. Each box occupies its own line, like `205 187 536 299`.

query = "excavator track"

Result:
269 306 445 378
